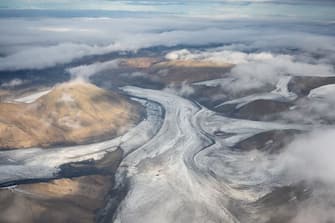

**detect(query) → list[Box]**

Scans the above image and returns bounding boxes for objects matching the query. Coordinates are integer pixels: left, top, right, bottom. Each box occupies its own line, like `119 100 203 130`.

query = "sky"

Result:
0 0 334 72
0 0 335 22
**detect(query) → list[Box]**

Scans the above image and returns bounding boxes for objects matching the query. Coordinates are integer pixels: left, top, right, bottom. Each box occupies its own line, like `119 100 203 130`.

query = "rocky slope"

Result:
0 175 112 223
0 81 143 149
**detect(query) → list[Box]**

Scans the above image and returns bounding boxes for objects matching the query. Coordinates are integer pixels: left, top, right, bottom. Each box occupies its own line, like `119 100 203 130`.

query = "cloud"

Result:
270 84 335 125
166 48 335 76
129 71 147 77
0 17 334 71
164 81 195 96
120 71 150 78
277 129 335 184
274 129 335 222
2 0 334 22
166 48 279 63
0 43 106 71
308 84 335 102
0 0 158 11
291 196 335 223
1 78 25 87
229 53 334 91
277 84 335 125
67 59 120 81
167 48 335 93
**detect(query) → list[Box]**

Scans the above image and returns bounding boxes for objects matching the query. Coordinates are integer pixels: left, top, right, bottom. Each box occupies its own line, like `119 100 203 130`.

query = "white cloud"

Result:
1 78 25 87
274 129 335 222
229 53 334 91
167 48 335 93
0 17 334 71
277 129 335 184
0 42 128 71
308 84 335 102
67 59 120 81
166 49 276 64
164 81 195 96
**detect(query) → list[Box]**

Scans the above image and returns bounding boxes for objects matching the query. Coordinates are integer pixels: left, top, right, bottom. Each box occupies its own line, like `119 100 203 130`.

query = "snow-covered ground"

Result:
12 89 52 103
308 84 335 101
112 87 305 223
0 86 310 223
215 76 297 109
0 99 163 184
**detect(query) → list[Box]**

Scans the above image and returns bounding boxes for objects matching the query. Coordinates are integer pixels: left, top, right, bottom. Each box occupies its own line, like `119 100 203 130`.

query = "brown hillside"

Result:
0 81 142 149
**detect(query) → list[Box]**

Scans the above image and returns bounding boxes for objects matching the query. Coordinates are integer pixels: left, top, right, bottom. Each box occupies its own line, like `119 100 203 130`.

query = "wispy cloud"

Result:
67 59 120 81
167 48 335 93
0 17 334 71
1 0 335 21
275 129 335 222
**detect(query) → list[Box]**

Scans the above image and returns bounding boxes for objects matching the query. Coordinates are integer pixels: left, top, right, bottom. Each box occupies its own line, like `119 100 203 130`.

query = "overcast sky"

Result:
0 0 334 72
1 0 334 21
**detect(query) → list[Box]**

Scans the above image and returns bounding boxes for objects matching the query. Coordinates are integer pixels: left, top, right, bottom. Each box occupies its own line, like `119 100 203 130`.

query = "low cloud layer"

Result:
274 129 335 222
67 59 120 81
164 81 195 97
0 43 122 71
2 0 335 22
0 17 334 71
278 129 335 184
1 78 25 87
168 48 335 93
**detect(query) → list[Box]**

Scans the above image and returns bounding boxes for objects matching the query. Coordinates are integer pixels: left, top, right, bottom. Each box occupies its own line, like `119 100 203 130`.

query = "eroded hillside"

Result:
0 81 143 149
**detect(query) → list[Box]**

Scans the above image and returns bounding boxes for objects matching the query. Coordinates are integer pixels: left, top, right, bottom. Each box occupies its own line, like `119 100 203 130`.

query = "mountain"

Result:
0 81 143 149
0 175 113 223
